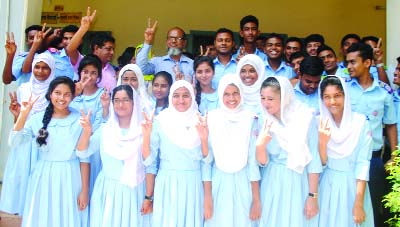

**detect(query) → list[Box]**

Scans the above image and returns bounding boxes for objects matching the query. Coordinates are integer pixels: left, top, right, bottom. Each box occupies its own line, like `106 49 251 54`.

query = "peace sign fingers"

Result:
144 18 158 45
79 109 92 132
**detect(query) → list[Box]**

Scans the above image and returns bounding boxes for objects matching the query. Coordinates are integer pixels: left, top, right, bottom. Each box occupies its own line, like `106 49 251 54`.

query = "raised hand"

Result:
235 46 245 62
256 119 272 146
5 32 16 55
32 23 52 49
74 78 90 97
199 45 210 57
144 18 158 45
141 111 154 137
79 109 92 133
195 112 208 141
100 88 111 109
52 28 61 38
9 91 21 119
373 38 383 63
81 7 97 31
318 118 331 147
173 64 184 81
20 93 40 116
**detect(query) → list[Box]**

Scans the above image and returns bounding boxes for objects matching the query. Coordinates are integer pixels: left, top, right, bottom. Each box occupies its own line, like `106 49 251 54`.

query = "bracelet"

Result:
144 195 153 202
308 192 318 199
376 63 384 68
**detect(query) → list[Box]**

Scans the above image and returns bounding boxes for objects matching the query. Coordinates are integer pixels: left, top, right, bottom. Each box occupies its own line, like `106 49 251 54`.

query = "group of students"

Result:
0 9 396 227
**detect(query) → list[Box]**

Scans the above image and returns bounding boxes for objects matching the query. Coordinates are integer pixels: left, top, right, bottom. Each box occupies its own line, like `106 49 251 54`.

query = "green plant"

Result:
383 150 400 227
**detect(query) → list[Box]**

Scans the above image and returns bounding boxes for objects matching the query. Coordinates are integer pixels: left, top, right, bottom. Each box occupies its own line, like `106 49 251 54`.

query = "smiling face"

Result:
260 86 281 119
318 49 338 73
214 32 234 55
171 87 192 112
121 70 139 90
346 51 371 78
306 41 322 56
240 64 258 86
113 89 134 119
285 41 301 61
322 84 344 121
33 61 52 81
50 83 73 112
265 37 283 60
393 63 400 86
240 22 259 44
195 62 214 88
223 84 241 110
152 76 170 100
80 64 99 89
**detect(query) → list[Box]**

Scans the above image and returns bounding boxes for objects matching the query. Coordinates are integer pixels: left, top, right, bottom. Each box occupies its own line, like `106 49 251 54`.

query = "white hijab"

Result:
237 54 266 107
102 86 145 188
117 64 154 114
157 80 200 149
208 73 255 173
19 52 55 113
262 76 314 173
318 75 366 159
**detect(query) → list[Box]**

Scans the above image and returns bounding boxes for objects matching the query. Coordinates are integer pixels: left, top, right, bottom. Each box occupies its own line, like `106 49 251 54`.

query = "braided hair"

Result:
36 76 75 146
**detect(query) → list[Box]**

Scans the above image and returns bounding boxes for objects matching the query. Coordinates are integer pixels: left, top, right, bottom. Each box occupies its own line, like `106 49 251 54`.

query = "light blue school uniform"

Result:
12 52 33 85
212 57 237 89
347 77 396 226
393 89 400 143
265 59 295 79
339 62 383 80
78 126 151 227
147 119 211 227
199 91 219 115
136 44 194 82
44 48 78 80
293 81 319 112
258 117 322 227
70 88 105 195
9 109 88 227
204 113 260 227
322 64 350 80
318 123 374 227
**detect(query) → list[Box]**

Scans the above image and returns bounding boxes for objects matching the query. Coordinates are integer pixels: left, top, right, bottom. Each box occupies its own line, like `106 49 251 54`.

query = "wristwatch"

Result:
308 192 318 199
144 195 154 202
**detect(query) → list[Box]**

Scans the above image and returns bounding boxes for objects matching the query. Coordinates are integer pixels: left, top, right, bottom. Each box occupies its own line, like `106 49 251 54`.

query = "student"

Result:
257 76 321 227
11 77 89 226
317 45 349 79
284 37 303 64
304 34 324 56
142 80 211 227
151 71 173 115
194 56 218 114
77 85 153 226
203 74 261 226
0 52 55 215
237 54 265 114
264 33 295 79
69 54 105 195
318 75 374 227
117 64 154 114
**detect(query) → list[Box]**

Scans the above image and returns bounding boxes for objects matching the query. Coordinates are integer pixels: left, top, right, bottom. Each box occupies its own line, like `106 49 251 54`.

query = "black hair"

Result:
240 15 259 30
361 36 379 44
265 33 284 44
304 34 325 45
319 76 344 99
256 36 267 42
340 34 361 47
25 25 42 36
215 28 234 40
117 47 136 69
152 71 173 110
90 32 115 52
37 77 75 146
397 56 400 64
78 54 102 82
261 77 281 93
347 43 373 61
193 56 215 106
289 51 307 63
61 25 79 38
299 56 324 76
112 84 134 101
285 37 303 49
317 45 336 56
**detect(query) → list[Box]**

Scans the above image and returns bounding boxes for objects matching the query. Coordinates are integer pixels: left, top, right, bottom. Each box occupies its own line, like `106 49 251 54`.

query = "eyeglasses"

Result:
113 98 132 104
167 36 185 42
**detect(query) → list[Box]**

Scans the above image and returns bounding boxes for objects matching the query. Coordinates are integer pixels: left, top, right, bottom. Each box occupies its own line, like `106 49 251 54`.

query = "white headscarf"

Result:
262 76 314 173
102 85 145 188
117 64 154 114
20 52 55 113
157 80 200 149
318 75 365 159
237 54 266 107
208 73 255 173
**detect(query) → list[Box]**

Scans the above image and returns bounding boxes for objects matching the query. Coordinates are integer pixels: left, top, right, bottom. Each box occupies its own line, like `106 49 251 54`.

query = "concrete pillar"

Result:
387 0 400 68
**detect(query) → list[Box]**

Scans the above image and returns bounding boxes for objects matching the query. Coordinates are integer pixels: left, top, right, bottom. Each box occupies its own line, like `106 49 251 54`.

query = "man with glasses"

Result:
136 18 194 82
92 32 117 90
